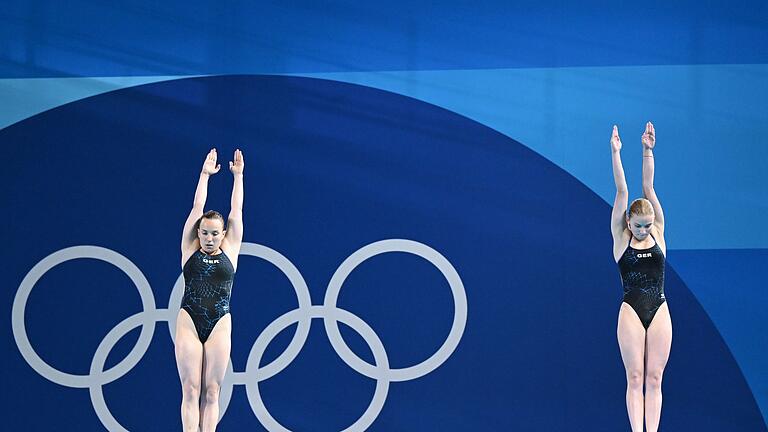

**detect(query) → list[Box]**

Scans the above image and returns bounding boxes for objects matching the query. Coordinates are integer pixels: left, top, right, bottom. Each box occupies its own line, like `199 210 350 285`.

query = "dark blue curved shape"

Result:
2 75 764 430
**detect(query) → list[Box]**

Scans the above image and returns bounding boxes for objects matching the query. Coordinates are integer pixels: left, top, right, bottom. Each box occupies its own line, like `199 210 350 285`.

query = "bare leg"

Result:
645 303 672 432
200 314 232 432
199 351 207 425
175 309 203 432
617 303 646 432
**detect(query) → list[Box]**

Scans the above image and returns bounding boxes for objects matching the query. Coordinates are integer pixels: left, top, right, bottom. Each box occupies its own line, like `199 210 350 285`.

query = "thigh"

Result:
617 303 647 371
175 309 203 383
203 314 232 385
645 302 672 371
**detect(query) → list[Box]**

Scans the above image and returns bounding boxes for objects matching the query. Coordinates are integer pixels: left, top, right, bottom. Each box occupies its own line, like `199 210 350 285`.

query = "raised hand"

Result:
611 125 622 152
202 148 221 175
229 149 244 175
642 121 656 149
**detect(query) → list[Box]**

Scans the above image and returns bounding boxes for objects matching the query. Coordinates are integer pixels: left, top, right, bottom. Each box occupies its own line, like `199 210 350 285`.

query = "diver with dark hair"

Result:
175 148 244 432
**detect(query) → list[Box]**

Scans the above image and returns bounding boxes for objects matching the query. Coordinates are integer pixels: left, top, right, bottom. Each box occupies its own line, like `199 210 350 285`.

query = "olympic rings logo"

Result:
12 239 468 432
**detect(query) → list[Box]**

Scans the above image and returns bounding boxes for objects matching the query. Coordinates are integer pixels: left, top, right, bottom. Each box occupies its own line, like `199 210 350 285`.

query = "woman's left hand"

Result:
642 121 656 149
229 149 244 175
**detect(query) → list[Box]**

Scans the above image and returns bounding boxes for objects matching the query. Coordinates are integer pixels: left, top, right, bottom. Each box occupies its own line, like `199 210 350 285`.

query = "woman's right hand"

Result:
202 148 221 175
611 125 622 152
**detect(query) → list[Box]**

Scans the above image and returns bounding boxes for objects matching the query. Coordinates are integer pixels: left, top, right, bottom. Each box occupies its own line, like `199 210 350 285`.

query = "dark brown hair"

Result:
195 210 226 231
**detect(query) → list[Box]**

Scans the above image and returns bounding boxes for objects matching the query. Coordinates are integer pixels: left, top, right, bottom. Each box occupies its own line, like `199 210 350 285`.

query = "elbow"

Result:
642 184 655 194
192 201 206 212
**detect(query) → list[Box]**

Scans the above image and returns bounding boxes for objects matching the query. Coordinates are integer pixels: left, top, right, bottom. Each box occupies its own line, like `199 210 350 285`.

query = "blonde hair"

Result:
627 198 654 219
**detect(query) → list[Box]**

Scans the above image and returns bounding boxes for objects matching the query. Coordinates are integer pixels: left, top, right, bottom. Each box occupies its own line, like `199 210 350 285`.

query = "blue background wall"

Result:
2 1 767 430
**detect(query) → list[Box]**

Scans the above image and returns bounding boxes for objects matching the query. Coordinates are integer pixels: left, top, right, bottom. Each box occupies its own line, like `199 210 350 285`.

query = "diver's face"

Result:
198 218 225 254
627 214 654 241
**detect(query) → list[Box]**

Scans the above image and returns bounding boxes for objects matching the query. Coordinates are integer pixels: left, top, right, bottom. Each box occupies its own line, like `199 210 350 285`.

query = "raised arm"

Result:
181 149 220 265
222 149 244 265
641 121 665 232
611 126 629 240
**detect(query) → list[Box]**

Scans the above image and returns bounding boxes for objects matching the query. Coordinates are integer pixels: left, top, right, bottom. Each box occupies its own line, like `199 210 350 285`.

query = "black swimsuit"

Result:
618 235 666 329
181 249 235 343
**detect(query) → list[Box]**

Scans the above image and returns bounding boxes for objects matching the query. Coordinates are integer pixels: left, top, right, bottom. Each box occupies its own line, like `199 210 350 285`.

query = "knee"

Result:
204 383 221 405
181 379 200 400
626 369 644 390
646 368 664 390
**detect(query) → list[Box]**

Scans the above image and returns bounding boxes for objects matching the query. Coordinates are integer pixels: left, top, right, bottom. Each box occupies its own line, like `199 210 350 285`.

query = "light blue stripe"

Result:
3 67 767 250
0 76 188 130
297 64 768 250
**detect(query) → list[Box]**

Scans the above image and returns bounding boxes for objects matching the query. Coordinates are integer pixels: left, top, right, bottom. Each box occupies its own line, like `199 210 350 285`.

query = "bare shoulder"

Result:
181 242 199 269
220 240 240 271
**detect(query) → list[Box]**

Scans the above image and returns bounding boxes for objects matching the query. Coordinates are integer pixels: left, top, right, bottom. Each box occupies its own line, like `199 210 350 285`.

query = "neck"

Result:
633 235 653 245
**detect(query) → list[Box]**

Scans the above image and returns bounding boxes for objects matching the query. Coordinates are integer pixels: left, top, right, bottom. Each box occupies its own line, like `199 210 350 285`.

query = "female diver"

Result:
175 148 244 431
611 122 672 432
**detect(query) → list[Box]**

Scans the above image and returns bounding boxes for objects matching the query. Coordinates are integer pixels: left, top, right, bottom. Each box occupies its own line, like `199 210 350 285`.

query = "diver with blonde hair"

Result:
610 122 672 432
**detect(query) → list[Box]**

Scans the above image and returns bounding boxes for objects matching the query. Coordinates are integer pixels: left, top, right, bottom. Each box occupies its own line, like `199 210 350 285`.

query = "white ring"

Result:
323 239 467 382
12 246 156 388
14 240 467 430
245 305 390 432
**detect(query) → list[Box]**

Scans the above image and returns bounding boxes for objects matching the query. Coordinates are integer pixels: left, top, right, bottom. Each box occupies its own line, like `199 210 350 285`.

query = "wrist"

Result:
643 148 653 156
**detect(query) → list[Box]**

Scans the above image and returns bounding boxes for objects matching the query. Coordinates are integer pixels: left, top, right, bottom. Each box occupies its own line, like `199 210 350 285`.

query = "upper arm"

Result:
221 210 243 265
644 186 665 232
611 190 628 239
181 208 202 263
611 190 630 260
